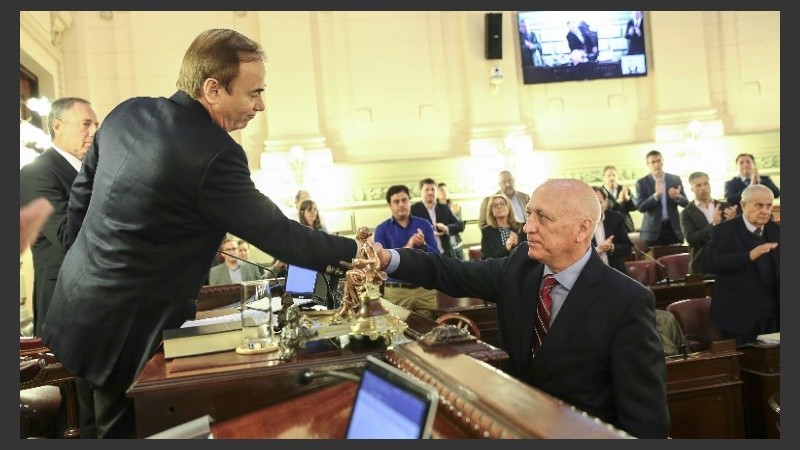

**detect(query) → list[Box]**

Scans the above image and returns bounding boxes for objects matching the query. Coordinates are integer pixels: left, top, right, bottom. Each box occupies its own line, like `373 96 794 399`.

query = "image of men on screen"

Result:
519 19 543 67
566 19 598 64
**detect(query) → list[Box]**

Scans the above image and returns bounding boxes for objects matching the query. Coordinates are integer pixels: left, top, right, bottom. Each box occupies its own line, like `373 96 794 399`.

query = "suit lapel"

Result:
531 254 603 369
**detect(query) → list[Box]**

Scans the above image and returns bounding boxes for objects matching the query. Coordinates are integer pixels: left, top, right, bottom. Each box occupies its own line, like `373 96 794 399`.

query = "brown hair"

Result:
176 29 266 100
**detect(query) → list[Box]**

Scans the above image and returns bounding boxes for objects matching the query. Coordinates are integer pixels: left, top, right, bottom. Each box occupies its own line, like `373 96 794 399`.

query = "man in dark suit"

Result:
20 97 100 438
601 165 636 232
410 178 464 260
20 97 99 336
705 184 779 345
41 29 359 438
680 171 737 275
591 186 632 275
375 179 668 438
635 150 689 247
724 153 780 216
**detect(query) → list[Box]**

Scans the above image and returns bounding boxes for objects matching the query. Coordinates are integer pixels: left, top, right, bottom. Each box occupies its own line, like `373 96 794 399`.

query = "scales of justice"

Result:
277 226 409 360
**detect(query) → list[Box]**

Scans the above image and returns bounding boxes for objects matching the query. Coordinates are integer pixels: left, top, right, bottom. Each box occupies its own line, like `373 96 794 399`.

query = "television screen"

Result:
517 11 648 84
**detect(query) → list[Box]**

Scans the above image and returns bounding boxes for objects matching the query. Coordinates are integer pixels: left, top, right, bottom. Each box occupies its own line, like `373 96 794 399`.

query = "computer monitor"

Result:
284 264 328 307
345 355 438 439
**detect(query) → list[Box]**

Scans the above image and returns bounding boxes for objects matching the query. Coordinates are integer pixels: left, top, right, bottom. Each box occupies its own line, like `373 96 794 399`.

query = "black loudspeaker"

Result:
485 12 502 60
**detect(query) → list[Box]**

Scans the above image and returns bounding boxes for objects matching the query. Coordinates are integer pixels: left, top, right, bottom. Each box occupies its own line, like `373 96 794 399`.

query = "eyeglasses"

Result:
222 247 237 252
491 203 508 208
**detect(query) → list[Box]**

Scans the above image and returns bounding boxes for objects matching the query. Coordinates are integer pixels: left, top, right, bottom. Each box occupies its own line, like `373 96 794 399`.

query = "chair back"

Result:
656 252 689 281
666 297 725 352
467 245 483 261
435 312 481 340
624 260 658 286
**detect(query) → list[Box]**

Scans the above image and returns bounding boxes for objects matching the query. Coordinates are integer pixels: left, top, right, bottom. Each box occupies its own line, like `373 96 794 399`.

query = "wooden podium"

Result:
738 341 780 438
665 340 745 438
129 300 626 439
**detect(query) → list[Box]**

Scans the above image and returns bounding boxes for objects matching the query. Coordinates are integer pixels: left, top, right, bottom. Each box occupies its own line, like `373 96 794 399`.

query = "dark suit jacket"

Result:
390 246 669 438
20 148 78 335
724 175 780 213
592 210 632 275
410 201 464 258
680 200 729 274
625 18 645 55
704 216 780 334
635 172 689 243
42 91 358 389
480 225 524 260
603 185 636 232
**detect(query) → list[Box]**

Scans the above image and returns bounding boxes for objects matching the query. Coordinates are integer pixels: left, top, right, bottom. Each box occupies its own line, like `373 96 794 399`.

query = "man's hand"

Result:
723 205 738 221
597 235 615 253
435 222 448 236
505 231 519 250
751 168 761 185
712 204 723 225
20 198 53 255
405 229 425 249
750 242 778 261
619 185 629 202
371 241 392 270
668 185 682 200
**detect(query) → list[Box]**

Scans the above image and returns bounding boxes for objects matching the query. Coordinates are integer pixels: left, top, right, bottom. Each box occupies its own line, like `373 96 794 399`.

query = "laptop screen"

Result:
345 355 438 439
284 264 320 300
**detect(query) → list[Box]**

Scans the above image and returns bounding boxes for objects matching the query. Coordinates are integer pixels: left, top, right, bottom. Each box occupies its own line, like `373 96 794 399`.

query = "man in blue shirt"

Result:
373 184 439 318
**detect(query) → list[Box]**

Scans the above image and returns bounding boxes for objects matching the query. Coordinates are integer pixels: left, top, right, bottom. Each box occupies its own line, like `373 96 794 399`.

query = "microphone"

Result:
631 246 672 285
294 368 360 385
218 250 281 284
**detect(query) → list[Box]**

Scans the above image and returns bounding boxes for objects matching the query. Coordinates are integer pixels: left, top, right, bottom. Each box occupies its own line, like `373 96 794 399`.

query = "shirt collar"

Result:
543 246 592 291
51 145 82 172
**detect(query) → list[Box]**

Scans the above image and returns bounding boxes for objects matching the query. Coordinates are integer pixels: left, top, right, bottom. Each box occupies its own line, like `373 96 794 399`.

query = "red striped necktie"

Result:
533 274 557 356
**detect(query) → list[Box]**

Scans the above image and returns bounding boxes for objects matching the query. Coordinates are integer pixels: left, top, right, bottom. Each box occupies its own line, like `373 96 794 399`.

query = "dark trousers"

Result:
723 313 779 346
75 377 97 438
80 377 137 438
646 220 681 247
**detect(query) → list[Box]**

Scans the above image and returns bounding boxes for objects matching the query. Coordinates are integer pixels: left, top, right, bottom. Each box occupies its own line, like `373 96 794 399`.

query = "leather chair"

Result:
435 312 481 340
20 337 80 439
666 297 725 352
656 252 689 282
467 245 483 261
623 260 658 286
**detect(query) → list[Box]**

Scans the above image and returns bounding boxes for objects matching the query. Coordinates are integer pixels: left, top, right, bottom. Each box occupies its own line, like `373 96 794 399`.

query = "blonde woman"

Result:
480 194 524 259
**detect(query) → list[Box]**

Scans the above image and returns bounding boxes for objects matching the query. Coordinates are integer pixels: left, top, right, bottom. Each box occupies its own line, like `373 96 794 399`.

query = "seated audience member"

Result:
680 172 737 275
374 178 669 438
480 194 525 260
724 153 780 215
209 238 262 285
437 182 465 261
704 184 779 346
373 184 439 319
591 186 632 275
656 309 689 356
298 199 328 233
411 178 464 260
237 239 266 278
601 165 636 232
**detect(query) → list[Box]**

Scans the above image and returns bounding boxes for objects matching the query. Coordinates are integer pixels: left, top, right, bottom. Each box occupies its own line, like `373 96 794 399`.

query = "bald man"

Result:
374 178 668 438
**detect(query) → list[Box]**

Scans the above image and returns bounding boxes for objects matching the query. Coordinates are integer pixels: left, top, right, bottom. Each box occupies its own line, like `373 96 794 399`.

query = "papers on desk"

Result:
756 332 780 344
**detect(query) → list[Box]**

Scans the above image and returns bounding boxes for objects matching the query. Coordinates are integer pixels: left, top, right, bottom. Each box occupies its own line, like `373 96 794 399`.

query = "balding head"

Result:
523 178 600 272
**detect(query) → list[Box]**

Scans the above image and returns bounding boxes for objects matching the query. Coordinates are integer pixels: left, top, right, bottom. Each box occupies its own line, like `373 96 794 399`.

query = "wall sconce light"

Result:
288 145 307 185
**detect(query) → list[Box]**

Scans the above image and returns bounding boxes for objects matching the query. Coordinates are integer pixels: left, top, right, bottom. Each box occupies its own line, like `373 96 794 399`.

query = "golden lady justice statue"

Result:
333 226 407 341
277 227 407 360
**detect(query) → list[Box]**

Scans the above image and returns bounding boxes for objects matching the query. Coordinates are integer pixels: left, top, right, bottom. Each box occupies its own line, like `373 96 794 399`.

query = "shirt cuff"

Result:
386 249 401 274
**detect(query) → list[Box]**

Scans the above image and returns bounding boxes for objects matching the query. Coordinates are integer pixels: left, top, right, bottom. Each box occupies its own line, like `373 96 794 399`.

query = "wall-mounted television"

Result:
517 11 648 84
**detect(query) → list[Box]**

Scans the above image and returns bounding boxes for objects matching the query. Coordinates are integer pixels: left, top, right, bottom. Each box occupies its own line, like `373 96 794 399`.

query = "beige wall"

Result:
20 11 780 306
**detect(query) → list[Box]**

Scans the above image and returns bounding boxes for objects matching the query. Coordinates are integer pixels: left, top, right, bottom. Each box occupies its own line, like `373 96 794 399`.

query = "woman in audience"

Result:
480 194 524 259
298 199 328 233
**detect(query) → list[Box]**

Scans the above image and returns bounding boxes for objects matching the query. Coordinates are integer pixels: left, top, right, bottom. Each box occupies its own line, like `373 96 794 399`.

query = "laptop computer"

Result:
284 264 327 308
345 355 439 439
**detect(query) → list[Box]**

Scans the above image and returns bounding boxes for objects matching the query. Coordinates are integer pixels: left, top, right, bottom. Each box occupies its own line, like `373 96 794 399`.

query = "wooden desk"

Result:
650 280 713 310
433 292 500 348
665 341 745 438
210 341 630 439
738 342 780 438
129 300 507 437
